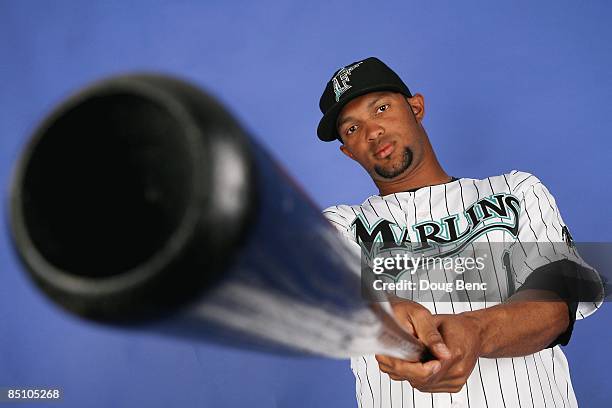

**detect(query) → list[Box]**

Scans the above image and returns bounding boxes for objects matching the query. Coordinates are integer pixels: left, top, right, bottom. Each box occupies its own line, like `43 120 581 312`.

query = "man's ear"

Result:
406 93 425 121
339 144 355 160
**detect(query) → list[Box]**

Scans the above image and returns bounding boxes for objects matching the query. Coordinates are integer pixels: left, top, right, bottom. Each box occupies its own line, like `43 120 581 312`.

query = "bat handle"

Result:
419 347 436 363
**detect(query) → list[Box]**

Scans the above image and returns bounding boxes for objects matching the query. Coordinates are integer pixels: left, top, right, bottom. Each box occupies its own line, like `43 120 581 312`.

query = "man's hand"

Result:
376 291 570 392
375 301 483 393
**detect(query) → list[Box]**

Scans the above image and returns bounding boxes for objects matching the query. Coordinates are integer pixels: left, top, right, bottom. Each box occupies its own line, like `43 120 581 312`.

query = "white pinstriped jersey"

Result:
323 170 602 408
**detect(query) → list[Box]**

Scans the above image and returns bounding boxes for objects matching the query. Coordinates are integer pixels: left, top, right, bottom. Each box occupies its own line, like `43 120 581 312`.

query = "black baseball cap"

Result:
317 57 412 142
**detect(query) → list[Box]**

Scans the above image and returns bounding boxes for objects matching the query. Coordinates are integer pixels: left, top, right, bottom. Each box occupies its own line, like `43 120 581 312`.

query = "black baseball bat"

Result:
8 74 426 360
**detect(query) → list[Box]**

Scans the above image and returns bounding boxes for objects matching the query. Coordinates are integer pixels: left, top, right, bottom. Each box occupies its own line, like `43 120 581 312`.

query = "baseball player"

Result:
317 57 603 408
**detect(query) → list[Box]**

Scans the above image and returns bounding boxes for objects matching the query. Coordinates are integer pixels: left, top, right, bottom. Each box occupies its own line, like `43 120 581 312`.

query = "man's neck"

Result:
375 164 452 196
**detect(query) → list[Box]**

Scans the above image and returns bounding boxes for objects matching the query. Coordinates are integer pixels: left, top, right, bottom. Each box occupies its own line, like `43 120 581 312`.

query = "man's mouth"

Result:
374 142 394 159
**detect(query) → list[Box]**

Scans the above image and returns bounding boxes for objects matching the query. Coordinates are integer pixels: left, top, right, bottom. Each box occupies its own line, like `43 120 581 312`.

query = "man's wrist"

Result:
458 309 496 358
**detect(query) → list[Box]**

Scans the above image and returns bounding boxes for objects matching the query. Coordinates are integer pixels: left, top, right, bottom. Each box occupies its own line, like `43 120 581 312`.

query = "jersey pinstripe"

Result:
322 170 602 408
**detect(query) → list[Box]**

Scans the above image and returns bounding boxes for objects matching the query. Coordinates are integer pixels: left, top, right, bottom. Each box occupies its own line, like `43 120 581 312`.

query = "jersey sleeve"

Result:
321 205 363 269
508 171 604 320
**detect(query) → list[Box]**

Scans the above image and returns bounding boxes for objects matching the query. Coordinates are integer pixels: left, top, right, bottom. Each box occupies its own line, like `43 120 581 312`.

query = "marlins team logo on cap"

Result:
317 57 412 142
332 61 363 102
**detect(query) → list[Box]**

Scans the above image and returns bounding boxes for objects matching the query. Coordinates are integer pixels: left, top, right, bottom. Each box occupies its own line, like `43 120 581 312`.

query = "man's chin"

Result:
373 164 410 180
371 147 413 179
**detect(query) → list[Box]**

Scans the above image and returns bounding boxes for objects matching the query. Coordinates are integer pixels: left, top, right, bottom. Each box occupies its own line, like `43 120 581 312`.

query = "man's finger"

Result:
414 379 465 394
411 311 452 360
422 359 442 376
377 354 441 376
376 355 442 381
375 354 395 368
390 301 417 336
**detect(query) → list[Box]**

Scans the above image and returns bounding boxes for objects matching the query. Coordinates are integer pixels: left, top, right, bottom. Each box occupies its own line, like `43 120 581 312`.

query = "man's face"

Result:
336 91 425 181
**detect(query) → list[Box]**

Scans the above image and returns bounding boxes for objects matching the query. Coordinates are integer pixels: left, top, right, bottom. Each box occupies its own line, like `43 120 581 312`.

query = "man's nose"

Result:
365 121 384 141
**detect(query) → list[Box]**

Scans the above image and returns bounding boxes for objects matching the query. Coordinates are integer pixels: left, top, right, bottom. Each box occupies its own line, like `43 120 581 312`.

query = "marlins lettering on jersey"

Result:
323 170 602 408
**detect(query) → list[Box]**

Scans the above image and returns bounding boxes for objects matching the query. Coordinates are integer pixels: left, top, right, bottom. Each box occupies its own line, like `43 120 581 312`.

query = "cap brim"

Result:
316 84 410 142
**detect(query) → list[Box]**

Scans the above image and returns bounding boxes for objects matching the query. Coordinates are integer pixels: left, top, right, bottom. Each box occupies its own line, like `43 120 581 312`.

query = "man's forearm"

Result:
461 289 570 358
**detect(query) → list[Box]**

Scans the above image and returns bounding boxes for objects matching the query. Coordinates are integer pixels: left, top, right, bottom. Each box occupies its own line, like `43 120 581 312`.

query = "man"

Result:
318 57 602 408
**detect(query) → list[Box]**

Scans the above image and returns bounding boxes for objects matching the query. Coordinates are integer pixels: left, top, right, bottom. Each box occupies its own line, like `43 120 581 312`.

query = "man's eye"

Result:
346 125 358 135
376 104 390 113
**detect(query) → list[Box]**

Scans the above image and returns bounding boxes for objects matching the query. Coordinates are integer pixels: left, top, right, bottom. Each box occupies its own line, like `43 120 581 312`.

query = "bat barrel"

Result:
9 75 256 321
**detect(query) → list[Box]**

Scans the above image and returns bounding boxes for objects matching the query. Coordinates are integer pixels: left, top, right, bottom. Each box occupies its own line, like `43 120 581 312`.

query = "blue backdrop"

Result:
1 1 610 407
